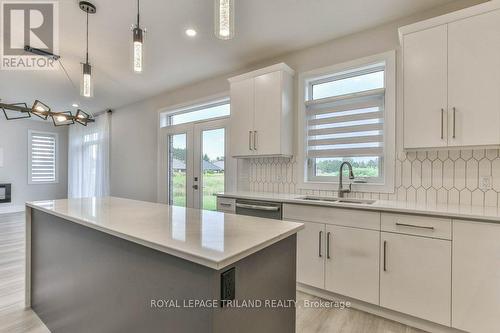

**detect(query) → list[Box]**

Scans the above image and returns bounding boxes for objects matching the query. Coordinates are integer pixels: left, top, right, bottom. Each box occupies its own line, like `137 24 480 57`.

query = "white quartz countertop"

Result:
217 191 500 223
26 197 303 270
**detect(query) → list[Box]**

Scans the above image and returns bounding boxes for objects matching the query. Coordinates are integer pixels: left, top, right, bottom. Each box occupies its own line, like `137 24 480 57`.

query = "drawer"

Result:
381 213 451 240
283 204 380 231
217 197 236 213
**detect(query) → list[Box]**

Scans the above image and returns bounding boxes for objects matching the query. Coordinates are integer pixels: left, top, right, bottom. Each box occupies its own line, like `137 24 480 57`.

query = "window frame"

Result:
297 51 396 193
159 93 230 128
28 130 59 185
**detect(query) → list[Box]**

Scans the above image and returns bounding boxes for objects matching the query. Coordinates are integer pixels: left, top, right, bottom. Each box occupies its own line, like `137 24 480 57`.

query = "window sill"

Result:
298 180 394 194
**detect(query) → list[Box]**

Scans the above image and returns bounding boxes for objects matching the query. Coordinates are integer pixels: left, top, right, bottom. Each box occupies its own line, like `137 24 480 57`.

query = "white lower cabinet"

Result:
324 225 380 305
297 221 325 289
379 232 451 326
452 220 500 333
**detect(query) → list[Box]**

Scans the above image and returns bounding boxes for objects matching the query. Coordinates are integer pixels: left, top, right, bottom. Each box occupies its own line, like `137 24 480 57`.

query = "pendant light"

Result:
79 1 96 98
133 0 144 73
214 0 234 40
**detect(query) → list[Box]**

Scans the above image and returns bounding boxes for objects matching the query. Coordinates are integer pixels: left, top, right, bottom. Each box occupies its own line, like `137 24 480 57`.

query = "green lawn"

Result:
172 172 224 211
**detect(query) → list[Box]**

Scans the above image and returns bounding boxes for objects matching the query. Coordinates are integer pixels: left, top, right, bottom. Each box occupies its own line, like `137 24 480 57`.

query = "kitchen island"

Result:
25 197 303 333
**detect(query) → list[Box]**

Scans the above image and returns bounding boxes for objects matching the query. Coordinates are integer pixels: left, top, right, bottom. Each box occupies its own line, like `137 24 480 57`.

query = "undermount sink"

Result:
296 196 376 205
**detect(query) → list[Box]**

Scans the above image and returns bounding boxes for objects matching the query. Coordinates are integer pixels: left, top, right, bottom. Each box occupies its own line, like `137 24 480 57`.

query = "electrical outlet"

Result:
480 176 493 191
220 267 235 307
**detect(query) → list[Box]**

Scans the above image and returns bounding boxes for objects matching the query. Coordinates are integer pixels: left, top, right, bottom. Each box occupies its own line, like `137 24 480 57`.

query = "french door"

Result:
159 118 228 210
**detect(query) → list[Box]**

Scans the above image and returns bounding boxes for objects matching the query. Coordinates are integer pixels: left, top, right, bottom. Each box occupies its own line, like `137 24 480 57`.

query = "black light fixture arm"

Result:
0 100 95 124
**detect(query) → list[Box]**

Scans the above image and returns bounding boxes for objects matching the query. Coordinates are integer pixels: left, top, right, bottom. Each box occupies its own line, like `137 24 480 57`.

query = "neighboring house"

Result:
172 158 222 173
213 160 224 171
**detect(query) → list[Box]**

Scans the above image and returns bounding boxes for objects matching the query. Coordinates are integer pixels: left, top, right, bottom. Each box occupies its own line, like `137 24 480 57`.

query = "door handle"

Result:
440 108 444 139
249 131 253 151
326 232 331 259
383 240 387 272
318 231 323 258
192 185 198 190
253 131 258 150
452 107 456 139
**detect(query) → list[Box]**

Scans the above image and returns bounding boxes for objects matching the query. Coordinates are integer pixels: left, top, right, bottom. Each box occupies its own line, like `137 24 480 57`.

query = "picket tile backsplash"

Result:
244 149 500 207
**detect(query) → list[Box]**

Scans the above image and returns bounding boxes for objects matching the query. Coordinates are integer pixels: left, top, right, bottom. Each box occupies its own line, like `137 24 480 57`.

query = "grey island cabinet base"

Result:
27 208 297 333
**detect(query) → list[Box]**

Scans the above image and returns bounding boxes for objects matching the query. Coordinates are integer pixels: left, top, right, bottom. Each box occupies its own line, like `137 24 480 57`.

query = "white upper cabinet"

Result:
448 10 500 147
401 3 500 149
228 63 294 158
403 25 448 149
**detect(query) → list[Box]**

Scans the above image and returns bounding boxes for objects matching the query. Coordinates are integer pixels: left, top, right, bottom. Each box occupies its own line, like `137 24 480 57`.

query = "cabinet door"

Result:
253 71 283 155
380 232 451 326
403 25 448 149
229 79 254 157
325 225 379 305
296 221 325 289
448 10 500 147
453 221 500 333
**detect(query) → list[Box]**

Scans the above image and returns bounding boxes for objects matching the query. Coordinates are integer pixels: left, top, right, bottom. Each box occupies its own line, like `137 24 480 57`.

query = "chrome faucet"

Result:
338 162 355 198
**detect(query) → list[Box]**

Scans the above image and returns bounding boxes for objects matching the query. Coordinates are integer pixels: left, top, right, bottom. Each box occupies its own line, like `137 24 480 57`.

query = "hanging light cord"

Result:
85 10 89 64
137 0 140 27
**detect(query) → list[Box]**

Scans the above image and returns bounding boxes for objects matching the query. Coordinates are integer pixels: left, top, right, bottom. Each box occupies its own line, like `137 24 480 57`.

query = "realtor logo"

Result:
1 1 59 70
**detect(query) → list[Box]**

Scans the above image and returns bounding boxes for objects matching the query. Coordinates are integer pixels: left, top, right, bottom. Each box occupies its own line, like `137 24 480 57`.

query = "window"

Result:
160 97 230 127
299 51 395 192
28 130 58 184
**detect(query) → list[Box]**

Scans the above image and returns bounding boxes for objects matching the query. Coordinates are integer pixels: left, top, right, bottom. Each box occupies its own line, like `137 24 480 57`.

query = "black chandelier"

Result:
0 100 94 126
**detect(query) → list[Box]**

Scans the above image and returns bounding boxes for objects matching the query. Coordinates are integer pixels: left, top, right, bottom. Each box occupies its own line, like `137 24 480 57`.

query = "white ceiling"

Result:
0 0 456 113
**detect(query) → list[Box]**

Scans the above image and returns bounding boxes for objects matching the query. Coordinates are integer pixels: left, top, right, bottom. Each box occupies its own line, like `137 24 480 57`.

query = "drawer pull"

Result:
219 203 232 207
395 222 435 231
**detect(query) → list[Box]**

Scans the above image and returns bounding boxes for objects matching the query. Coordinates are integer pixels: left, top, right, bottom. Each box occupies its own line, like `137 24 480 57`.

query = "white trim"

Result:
228 63 295 83
27 130 59 185
296 50 396 193
158 92 230 116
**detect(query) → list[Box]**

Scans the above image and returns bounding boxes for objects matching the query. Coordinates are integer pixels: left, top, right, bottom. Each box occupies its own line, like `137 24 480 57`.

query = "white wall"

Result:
109 0 486 202
0 117 68 211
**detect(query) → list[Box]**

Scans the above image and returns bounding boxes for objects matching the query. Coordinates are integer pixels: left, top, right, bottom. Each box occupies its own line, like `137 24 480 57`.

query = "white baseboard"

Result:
0 205 24 214
297 283 468 333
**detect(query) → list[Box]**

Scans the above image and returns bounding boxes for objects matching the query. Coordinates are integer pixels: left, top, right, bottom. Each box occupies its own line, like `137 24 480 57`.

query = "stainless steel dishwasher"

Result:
235 199 283 220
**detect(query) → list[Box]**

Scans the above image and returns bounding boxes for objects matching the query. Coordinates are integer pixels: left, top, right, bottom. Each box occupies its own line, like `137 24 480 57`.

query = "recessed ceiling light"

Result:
72 103 79 108
185 28 197 37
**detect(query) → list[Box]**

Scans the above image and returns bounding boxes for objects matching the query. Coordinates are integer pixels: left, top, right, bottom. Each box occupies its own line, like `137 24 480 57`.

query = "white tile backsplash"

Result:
243 149 500 207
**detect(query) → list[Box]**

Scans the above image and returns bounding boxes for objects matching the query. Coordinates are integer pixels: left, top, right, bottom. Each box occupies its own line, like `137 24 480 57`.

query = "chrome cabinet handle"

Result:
253 131 258 150
235 203 280 211
383 240 387 272
249 131 253 151
441 108 444 139
326 232 331 259
452 107 456 139
395 222 435 230
318 231 323 258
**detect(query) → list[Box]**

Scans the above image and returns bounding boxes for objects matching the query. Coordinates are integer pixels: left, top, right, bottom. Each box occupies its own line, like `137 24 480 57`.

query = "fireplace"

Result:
0 184 11 203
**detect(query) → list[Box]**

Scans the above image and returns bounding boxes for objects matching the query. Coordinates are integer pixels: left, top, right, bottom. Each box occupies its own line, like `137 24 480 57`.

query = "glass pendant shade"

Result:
81 62 93 98
214 0 234 40
31 100 50 120
133 27 144 73
1 103 31 120
51 111 75 126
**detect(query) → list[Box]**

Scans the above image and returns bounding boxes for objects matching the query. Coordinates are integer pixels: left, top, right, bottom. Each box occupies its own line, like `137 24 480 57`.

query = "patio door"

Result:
159 118 228 210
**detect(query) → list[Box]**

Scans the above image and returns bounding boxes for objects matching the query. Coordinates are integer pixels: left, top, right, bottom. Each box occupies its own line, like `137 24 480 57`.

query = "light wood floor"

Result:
0 212 425 333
